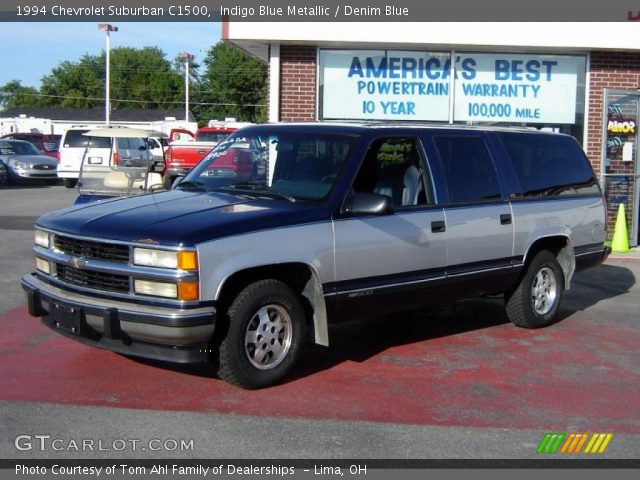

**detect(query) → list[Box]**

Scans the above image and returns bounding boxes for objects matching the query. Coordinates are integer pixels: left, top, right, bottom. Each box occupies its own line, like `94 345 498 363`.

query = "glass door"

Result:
601 89 639 247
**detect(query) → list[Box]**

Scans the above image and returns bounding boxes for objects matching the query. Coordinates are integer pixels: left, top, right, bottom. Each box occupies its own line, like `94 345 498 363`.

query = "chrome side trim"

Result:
325 263 522 297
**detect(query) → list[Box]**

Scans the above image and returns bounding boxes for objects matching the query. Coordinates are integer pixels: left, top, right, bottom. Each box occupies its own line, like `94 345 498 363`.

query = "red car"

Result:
0 133 61 161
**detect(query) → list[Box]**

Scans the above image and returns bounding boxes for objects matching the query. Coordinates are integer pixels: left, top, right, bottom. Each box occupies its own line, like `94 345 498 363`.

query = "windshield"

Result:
195 131 232 143
42 139 60 153
0 140 42 155
183 128 356 201
63 130 111 149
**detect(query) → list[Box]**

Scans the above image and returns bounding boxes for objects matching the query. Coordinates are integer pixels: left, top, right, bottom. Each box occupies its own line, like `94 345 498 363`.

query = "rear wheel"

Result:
217 279 306 389
63 178 77 189
505 251 564 328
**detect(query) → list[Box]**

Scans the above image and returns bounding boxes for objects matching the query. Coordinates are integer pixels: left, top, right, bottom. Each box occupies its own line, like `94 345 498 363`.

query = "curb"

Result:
607 256 640 263
607 249 640 262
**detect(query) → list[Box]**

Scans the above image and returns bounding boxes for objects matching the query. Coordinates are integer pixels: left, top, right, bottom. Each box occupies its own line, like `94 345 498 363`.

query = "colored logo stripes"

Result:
537 433 613 454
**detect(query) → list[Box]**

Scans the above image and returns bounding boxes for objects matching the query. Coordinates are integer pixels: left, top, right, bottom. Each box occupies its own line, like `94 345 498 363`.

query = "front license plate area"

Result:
49 302 83 334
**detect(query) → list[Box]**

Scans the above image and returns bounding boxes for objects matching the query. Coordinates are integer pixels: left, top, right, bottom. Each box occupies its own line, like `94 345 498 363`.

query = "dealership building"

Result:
225 22 640 246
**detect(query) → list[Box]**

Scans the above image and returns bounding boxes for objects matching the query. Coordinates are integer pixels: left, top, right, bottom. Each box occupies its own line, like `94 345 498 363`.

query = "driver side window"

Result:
352 137 433 207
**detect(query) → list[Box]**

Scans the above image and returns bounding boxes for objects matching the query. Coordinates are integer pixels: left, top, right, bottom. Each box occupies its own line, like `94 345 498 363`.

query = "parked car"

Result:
147 135 168 167
0 139 58 185
22 123 608 389
74 128 166 205
57 126 154 189
162 121 251 187
0 133 61 161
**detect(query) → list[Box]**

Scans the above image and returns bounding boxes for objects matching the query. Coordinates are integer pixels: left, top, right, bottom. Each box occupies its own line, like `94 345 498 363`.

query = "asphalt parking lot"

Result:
1 182 639 462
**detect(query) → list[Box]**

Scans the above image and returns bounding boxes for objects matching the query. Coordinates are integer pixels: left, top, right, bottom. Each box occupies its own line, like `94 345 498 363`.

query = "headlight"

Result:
133 279 199 301
10 159 30 169
34 230 50 248
35 257 50 274
134 279 178 298
133 248 198 270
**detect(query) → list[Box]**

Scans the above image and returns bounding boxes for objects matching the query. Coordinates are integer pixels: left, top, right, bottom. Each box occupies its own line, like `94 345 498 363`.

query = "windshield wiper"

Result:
174 180 206 191
224 183 296 202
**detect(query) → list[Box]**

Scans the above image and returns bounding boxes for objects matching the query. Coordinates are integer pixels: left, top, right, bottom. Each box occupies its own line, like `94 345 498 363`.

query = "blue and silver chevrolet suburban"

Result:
22 123 609 388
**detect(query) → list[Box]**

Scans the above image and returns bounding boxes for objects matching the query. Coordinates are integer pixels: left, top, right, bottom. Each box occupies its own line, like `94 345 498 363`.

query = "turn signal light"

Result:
178 282 199 301
178 251 198 270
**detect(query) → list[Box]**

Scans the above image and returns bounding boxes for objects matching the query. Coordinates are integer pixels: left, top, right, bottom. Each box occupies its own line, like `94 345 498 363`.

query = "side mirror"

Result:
343 192 395 216
171 176 185 188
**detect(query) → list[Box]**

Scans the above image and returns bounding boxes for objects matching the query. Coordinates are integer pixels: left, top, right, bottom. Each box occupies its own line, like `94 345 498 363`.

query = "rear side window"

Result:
499 133 599 197
116 138 146 150
433 136 502 203
63 130 111 149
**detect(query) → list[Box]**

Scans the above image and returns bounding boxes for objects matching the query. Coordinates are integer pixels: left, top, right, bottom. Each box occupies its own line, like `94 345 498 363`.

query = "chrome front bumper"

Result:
22 274 216 363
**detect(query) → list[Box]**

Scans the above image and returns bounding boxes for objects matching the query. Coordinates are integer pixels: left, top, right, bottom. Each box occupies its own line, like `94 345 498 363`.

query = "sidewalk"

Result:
608 246 640 262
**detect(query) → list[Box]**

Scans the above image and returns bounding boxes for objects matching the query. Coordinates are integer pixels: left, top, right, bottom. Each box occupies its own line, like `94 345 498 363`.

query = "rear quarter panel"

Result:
511 195 606 260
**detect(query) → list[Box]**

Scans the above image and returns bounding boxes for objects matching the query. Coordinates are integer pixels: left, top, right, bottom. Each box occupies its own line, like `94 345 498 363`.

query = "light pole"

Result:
98 23 118 125
179 52 194 122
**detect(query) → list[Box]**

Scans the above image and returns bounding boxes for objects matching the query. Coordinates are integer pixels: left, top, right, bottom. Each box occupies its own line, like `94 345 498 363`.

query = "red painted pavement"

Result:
1 298 639 433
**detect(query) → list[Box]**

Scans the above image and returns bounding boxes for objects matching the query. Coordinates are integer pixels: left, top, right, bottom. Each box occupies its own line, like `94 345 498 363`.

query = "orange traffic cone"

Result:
611 203 630 253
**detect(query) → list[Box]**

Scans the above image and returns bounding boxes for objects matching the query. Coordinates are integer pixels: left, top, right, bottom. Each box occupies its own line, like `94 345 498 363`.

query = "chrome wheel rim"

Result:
244 304 292 370
531 266 557 315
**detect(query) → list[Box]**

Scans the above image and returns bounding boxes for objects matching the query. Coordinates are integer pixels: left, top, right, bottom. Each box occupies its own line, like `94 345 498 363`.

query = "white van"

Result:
58 126 153 188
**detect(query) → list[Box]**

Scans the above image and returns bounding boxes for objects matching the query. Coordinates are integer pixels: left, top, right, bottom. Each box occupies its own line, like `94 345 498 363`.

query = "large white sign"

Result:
320 50 451 121
453 53 579 123
319 50 582 124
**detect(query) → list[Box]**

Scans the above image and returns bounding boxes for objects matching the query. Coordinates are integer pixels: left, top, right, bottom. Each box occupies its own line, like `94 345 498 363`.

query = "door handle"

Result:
431 220 446 233
500 214 512 225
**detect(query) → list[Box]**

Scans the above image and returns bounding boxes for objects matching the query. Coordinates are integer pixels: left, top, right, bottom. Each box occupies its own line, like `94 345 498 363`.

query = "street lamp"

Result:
179 52 194 122
98 23 118 125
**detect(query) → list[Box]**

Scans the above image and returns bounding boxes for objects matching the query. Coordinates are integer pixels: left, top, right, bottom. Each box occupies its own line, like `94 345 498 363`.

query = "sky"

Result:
0 22 221 89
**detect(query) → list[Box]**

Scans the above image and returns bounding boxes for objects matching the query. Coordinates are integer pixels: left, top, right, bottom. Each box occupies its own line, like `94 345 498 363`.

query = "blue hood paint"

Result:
36 190 329 247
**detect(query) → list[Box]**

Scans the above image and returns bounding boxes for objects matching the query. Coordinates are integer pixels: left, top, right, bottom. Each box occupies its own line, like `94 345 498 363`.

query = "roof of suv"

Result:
241 122 567 137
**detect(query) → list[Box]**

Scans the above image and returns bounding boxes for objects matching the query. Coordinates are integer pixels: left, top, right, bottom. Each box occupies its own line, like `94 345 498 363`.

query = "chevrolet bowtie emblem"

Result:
69 257 87 269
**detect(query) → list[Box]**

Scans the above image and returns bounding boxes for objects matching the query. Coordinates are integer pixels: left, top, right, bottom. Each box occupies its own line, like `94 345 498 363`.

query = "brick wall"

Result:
588 51 640 239
279 46 316 122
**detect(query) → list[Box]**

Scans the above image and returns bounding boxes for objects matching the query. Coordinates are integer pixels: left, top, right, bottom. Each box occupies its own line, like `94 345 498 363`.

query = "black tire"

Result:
163 175 174 190
505 251 564 328
217 279 306 389
0 163 8 186
63 178 77 189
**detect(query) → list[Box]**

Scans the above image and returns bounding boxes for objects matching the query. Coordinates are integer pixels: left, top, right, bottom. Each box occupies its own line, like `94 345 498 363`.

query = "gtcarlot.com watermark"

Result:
15 434 194 452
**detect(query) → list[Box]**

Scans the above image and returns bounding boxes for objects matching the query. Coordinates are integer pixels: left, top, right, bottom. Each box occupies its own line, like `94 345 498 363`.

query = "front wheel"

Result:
217 279 306 389
0 163 9 186
505 251 564 328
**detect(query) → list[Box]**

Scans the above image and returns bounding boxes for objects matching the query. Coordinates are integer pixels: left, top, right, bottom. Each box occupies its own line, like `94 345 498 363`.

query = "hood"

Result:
36 189 328 247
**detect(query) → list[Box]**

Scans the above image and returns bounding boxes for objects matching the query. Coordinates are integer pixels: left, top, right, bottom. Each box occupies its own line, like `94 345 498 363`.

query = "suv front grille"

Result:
56 264 130 294
54 236 130 263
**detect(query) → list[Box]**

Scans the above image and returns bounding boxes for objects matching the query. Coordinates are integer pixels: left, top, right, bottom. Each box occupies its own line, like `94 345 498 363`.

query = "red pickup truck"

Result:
163 124 243 187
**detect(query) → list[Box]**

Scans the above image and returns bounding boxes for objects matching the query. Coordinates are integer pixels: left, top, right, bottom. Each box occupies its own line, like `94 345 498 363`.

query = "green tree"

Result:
0 80 44 109
199 42 267 123
37 47 184 110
